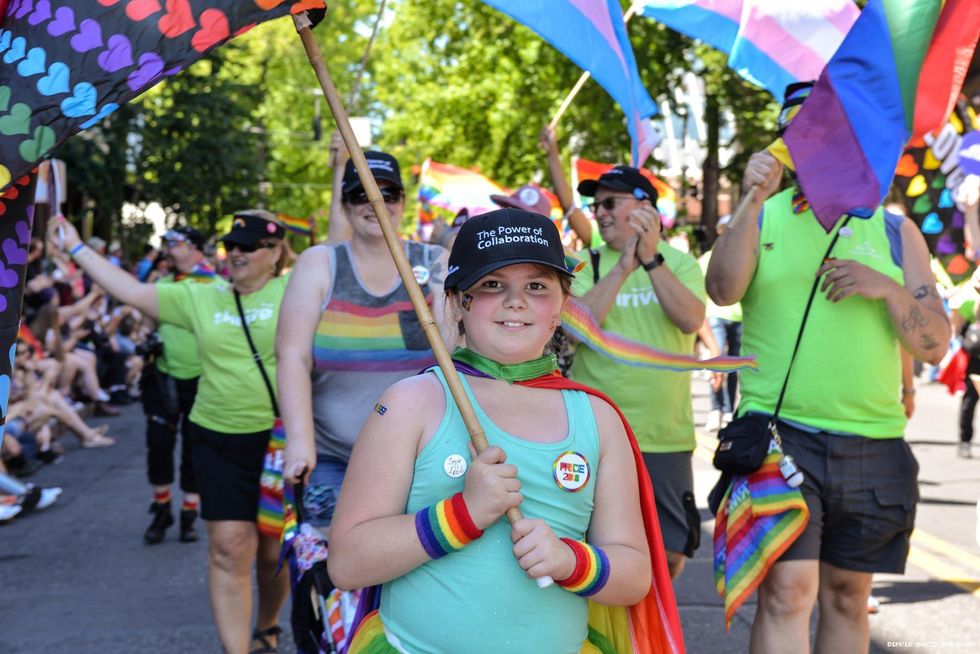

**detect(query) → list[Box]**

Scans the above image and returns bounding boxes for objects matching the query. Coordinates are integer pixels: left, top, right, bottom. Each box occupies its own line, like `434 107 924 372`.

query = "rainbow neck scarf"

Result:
174 261 217 283
561 299 757 373
713 442 809 628
451 347 558 382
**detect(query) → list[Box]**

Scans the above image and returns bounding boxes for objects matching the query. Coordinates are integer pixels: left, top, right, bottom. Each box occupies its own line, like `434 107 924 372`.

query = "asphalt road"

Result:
1 378 978 653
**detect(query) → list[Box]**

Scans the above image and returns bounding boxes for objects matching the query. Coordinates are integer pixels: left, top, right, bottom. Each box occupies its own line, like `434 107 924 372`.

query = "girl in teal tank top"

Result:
327 209 652 653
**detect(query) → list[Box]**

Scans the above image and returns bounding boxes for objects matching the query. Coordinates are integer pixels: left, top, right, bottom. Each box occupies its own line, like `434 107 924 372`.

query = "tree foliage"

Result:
56 0 784 246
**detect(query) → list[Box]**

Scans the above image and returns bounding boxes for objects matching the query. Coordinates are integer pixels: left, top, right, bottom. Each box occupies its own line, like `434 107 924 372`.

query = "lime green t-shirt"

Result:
155 273 215 380
738 189 906 438
568 242 705 452
699 250 742 322
157 275 289 433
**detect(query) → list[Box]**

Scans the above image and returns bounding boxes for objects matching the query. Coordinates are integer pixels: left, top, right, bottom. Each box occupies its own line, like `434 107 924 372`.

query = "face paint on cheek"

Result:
461 293 473 312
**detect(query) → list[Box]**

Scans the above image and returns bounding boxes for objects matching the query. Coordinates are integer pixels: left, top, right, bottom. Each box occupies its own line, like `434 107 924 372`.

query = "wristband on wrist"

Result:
556 538 610 596
902 387 916 396
69 243 85 257
415 492 484 559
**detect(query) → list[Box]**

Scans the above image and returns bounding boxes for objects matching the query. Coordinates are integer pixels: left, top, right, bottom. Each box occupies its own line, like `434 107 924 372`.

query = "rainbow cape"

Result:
773 0 980 231
279 213 314 237
562 299 757 374
347 368 685 654
712 442 809 628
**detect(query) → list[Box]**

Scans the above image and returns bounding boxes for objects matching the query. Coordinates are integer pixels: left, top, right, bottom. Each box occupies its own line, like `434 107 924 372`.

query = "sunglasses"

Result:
226 241 278 254
347 189 404 206
588 189 649 214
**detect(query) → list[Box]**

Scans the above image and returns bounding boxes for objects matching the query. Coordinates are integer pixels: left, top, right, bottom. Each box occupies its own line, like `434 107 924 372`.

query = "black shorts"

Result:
641 451 700 557
190 422 271 522
777 421 919 573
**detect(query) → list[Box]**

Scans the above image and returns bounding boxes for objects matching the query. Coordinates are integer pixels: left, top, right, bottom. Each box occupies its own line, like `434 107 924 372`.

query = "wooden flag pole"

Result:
293 12 553 588
548 2 641 130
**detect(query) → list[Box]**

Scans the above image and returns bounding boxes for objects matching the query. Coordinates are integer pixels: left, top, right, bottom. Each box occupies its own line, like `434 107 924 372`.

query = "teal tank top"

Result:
380 369 601 653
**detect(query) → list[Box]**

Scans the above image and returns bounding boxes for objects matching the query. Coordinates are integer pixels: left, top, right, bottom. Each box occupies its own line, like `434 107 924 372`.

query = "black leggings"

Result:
959 357 980 444
143 371 200 491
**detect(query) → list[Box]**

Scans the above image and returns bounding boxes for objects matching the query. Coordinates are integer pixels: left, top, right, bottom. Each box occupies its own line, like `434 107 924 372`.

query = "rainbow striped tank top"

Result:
311 241 443 461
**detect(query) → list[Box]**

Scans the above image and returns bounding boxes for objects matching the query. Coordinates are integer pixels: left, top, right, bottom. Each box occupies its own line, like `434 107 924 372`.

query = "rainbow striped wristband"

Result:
69 242 85 257
415 492 484 559
556 538 610 597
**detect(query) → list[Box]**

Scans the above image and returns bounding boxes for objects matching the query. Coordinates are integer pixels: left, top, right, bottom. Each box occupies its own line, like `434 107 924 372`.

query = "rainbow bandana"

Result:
713 442 810 628
561 299 757 373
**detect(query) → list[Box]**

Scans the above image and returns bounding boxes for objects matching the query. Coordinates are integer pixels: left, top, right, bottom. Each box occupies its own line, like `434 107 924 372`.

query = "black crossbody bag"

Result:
713 216 853 474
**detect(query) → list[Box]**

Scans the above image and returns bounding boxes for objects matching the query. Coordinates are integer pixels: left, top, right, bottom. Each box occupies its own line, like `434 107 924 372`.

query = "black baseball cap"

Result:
341 151 404 196
445 208 575 291
576 165 658 206
164 226 206 250
219 209 285 247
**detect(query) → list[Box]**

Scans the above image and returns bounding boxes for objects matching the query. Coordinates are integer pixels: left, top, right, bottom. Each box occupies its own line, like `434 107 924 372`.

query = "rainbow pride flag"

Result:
638 0 858 101
278 213 314 236
417 159 510 225
561 299 757 373
779 0 980 230
572 157 678 227
257 418 287 539
713 443 809 628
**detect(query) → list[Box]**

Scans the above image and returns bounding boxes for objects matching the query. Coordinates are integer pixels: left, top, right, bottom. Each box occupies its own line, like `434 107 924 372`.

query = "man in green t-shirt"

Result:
707 144 949 653
142 227 216 545
568 165 706 579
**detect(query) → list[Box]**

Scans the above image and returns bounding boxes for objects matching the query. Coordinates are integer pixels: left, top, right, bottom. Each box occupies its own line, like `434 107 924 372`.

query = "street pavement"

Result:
1 378 978 653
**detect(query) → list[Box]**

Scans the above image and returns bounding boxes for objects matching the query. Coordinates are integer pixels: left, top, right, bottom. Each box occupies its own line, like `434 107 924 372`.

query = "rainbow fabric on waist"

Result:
313 297 437 372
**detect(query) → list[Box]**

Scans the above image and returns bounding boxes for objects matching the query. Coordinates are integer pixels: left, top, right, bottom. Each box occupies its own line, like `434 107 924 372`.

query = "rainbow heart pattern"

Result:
0 0 326 192
894 104 979 279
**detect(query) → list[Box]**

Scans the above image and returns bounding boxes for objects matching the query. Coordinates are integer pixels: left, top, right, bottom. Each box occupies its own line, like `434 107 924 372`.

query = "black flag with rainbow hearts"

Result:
0 0 325 192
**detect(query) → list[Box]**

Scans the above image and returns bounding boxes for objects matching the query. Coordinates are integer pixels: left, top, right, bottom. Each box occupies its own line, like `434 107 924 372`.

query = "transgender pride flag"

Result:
638 0 859 100
483 0 658 166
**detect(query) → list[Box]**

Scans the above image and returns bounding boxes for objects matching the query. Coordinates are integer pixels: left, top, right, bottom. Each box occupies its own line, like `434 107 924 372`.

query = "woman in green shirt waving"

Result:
51 211 290 654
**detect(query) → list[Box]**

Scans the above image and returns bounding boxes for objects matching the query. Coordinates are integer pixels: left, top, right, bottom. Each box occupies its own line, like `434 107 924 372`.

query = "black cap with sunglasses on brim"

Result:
576 165 659 208
219 210 285 250
341 151 405 201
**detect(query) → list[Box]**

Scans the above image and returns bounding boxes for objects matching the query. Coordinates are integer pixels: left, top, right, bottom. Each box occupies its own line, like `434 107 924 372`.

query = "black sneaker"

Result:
179 509 199 543
144 501 174 545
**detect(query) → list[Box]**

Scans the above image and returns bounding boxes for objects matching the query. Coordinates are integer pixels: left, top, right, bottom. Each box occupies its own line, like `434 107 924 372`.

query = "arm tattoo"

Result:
919 333 941 351
900 305 928 334
912 284 937 300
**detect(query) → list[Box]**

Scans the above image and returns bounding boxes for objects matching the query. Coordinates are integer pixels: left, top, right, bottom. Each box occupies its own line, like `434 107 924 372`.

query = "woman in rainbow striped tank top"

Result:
278 151 454 533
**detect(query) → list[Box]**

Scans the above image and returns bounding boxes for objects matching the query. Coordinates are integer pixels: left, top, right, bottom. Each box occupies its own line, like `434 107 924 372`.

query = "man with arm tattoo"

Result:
706 82 950 654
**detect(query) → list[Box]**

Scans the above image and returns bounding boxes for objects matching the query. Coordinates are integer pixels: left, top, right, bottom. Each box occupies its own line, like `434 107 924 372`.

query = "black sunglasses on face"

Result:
226 241 277 254
347 189 404 206
589 189 649 214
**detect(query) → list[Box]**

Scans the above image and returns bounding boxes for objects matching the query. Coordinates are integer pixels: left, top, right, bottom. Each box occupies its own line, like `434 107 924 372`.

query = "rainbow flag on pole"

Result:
638 0 858 100
278 213 313 236
779 0 980 230
417 159 509 225
572 157 678 228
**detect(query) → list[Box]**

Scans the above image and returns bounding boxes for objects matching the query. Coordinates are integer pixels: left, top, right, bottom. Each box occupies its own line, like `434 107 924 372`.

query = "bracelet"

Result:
902 388 916 396
556 538 610 596
415 492 484 559
69 243 85 257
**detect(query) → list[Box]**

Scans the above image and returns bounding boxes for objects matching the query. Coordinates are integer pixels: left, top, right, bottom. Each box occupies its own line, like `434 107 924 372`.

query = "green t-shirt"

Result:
738 188 906 438
155 272 215 380
157 275 289 433
568 242 705 452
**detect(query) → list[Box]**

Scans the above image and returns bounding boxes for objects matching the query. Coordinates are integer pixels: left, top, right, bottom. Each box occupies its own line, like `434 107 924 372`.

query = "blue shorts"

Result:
303 455 347 528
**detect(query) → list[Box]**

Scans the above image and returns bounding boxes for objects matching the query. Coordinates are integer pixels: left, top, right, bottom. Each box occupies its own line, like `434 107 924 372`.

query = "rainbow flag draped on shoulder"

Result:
777 0 980 231
713 443 809 628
